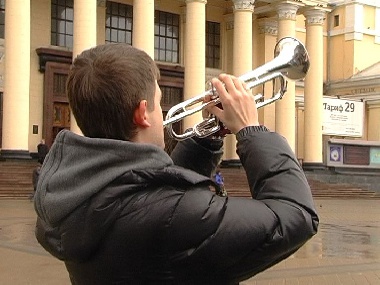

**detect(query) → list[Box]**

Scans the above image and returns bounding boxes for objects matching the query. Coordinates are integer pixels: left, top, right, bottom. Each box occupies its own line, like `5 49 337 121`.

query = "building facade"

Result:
0 0 379 170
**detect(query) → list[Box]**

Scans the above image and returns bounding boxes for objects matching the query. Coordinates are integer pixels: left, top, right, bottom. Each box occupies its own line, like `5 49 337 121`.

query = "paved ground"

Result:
0 199 379 285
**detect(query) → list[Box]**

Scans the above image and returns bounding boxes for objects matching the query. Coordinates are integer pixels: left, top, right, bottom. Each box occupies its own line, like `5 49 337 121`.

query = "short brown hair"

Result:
67 43 160 140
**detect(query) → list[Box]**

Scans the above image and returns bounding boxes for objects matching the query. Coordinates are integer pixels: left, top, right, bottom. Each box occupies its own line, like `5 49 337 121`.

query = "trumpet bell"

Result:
274 37 310 80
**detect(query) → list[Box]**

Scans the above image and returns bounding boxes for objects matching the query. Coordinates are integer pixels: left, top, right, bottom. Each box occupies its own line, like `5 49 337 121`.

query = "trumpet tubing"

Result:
164 37 310 141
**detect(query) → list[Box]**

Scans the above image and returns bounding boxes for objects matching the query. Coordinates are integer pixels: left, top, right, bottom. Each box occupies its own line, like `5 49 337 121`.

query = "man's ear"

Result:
133 100 151 128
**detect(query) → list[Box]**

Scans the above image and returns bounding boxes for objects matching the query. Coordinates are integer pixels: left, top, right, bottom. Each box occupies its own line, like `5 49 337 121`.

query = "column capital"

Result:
224 13 234 30
257 18 278 36
275 2 301 21
185 0 207 4
232 0 255 12
97 0 106 7
180 6 186 23
303 7 330 26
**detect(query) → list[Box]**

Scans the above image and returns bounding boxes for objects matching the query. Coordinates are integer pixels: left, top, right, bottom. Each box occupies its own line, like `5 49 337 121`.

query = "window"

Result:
0 0 5 38
206 21 220 69
105 2 133 44
334 15 340 27
51 0 74 49
161 86 182 107
53 73 68 94
154 11 179 63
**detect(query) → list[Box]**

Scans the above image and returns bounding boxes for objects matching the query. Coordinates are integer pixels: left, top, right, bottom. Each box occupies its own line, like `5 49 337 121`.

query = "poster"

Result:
322 97 364 137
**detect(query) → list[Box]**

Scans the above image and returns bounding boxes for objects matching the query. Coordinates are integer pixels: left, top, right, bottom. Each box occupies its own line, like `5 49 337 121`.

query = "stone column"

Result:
183 0 207 131
232 0 254 76
223 14 234 73
256 19 278 131
133 0 154 58
1 0 31 158
303 8 328 167
275 2 301 152
97 0 107 45
224 0 254 162
71 0 97 133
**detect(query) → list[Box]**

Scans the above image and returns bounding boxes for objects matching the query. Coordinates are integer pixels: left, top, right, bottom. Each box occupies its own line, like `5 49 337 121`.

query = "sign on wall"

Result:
370 148 380 164
322 97 364 137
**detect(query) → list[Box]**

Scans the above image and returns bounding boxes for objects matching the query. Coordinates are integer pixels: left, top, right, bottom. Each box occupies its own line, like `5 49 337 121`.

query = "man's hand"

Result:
206 74 260 134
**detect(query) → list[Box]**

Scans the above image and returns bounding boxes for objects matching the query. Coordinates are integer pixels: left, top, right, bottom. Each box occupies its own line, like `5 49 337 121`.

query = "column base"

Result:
220 159 242 168
302 162 326 171
0 150 32 160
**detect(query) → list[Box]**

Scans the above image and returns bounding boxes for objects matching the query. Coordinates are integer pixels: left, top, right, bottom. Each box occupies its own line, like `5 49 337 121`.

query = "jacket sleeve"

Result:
167 129 319 283
170 137 223 177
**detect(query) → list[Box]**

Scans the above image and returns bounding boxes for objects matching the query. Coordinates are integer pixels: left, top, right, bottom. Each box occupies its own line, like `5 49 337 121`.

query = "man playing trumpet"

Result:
34 43 318 284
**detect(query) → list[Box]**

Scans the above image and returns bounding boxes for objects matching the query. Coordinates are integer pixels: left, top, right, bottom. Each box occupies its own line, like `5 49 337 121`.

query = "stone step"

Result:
0 160 38 199
0 161 379 199
220 167 380 199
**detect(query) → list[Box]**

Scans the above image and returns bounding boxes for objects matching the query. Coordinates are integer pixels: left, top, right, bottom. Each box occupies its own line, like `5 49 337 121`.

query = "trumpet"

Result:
163 37 310 140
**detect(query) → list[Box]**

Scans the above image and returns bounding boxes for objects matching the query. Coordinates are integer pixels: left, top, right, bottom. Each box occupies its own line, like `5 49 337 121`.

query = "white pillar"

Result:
1 0 31 158
133 0 154 58
303 8 328 166
183 0 207 131
71 0 97 133
275 2 300 152
232 0 253 76
224 0 254 162
256 19 278 131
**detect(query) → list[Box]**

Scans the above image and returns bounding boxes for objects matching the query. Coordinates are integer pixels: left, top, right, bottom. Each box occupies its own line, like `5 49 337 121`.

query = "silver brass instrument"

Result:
163 37 310 140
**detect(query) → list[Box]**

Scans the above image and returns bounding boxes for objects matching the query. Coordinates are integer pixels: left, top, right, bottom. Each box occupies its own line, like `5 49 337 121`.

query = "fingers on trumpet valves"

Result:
205 81 220 102
209 74 248 99
229 75 250 94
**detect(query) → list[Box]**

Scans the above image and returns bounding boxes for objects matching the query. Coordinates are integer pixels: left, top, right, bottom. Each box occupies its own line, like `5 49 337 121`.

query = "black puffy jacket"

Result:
34 128 318 284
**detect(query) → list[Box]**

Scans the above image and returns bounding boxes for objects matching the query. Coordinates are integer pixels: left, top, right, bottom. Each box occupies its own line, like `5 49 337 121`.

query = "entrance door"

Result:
43 62 71 147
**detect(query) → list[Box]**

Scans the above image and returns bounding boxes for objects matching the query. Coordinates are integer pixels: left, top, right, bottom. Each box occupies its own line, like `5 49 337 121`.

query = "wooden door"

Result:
43 62 71 147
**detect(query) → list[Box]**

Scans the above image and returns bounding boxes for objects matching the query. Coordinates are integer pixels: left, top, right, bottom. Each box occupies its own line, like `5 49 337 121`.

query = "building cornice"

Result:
325 75 380 103
328 75 380 89
35 47 72 72
329 0 380 8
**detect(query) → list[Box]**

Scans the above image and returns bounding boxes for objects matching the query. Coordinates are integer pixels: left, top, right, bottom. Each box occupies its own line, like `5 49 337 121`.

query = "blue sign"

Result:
330 146 342 162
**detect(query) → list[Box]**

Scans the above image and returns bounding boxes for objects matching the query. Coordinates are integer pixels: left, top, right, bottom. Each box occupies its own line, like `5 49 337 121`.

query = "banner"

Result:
322 97 364 137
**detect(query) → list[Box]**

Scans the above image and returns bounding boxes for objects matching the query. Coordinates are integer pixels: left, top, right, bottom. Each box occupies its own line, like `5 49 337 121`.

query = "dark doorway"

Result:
43 62 71 147
158 65 184 155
